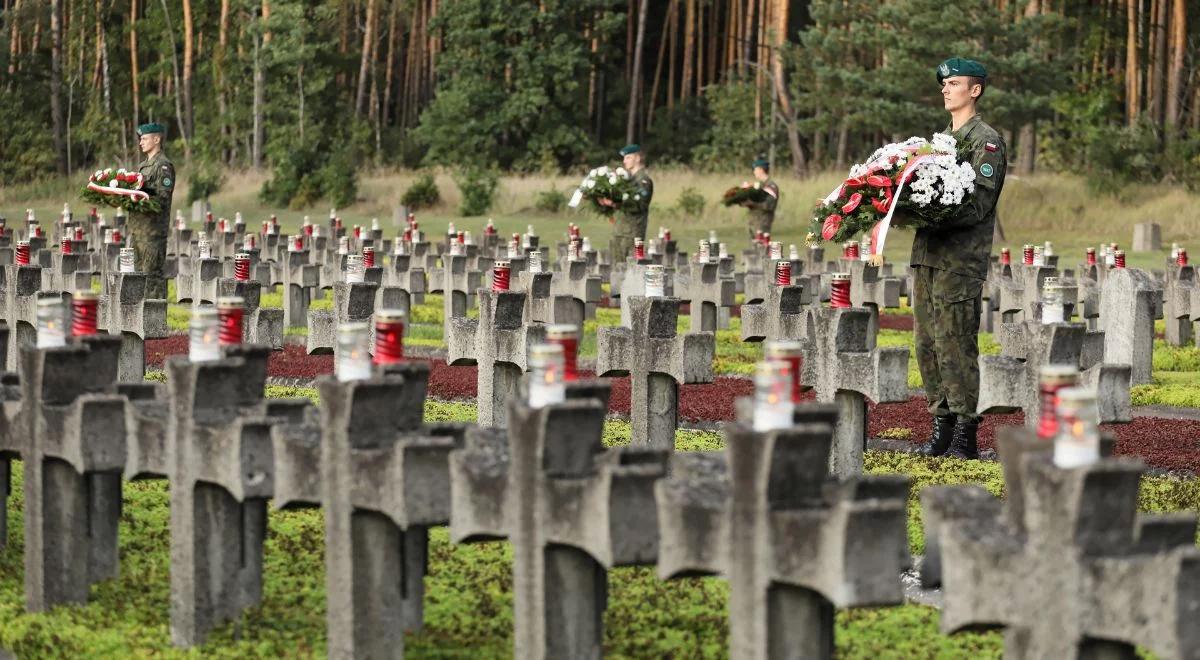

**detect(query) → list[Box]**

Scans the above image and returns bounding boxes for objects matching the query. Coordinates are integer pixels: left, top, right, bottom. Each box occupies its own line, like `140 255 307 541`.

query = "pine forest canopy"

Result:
1 0 1198 203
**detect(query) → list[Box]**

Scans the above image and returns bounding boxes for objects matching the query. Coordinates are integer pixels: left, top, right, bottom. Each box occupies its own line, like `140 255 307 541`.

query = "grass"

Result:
5 393 1198 657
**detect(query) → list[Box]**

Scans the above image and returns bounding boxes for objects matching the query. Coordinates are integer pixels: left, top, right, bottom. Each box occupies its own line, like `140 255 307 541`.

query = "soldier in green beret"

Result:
743 157 779 238
912 58 1007 460
129 122 176 299
604 144 654 263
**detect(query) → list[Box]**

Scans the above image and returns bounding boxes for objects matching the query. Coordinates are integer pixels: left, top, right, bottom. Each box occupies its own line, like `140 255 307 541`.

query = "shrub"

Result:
186 162 224 204
455 168 499 217
401 173 441 210
676 186 706 217
535 188 567 213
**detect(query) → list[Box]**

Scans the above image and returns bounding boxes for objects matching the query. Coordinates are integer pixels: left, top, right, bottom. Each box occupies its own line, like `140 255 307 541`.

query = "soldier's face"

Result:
941 76 980 111
753 166 768 180
139 134 160 154
623 153 641 171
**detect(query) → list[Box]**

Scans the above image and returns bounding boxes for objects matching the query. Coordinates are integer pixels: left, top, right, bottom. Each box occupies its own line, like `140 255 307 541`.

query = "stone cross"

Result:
980 320 1132 426
164 345 312 647
618 263 675 327
175 254 222 305
215 278 285 349
800 306 909 476
449 396 668 660
516 270 581 327
741 280 810 343
272 362 468 659
677 261 735 333
1098 267 1161 385
597 296 714 449
435 253 482 336
549 258 602 322
997 264 1059 323
100 272 170 380
19 335 127 611
386 252 427 307
656 419 910 659
846 260 902 337
307 281 379 355
1132 222 1162 251
282 248 321 328
1163 264 1195 346
447 288 545 427
922 427 1200 659
3 265 63 373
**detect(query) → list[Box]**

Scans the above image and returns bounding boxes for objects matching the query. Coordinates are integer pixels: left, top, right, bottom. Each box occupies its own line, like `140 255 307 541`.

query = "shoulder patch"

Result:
980 163 994 177
985 142 998 152
163 177 173 188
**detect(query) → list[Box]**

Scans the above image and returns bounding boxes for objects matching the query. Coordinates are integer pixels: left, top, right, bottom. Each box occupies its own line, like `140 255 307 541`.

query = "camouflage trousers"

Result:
746 211 773 239
609 212 648 264
127 212 169 299
911 265 983 421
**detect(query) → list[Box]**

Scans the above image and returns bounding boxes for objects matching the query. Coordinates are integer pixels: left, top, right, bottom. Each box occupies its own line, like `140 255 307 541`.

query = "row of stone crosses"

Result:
0 206 1196 658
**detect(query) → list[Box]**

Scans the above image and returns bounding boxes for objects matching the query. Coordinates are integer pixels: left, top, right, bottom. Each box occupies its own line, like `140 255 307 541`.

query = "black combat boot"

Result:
945 417 979 460
918 415 956 457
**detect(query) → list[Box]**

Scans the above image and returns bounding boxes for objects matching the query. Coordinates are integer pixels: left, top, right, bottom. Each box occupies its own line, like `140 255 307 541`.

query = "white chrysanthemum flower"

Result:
109 179 120 188
634 194 641 200
623 193 630 200
616 167 628 177
608 175 618 185
586 180 596 189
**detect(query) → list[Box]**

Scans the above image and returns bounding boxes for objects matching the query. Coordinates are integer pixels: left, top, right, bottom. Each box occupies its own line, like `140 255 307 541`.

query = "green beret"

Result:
618 144 641 156
936 58 987 84
751 158 770 171
137 122 165 136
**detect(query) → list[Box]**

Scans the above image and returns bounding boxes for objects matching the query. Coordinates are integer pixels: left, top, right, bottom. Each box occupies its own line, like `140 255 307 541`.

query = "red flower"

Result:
872 194 892 214
841 193 863 215
867 174 892 188
844 177 866 188
822 214 843 241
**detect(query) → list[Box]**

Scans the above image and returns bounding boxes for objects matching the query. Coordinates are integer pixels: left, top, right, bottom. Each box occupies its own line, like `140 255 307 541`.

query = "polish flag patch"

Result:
985 142 999 152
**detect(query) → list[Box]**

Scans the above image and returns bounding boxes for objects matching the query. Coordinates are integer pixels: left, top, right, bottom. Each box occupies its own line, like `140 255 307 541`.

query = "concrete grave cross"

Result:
436 253 483 335
516 270 581 327
451 396 668 660
846 260 902 337
656 420 910 659
597 295 714 449
922 428 1200 660
741 278 810 343
19 335 127 612
307 280 380 356
215 278 284 349
618 263 675 327
175 253 222 305
100 272 170 380
386 252 427 307
981 320 1132 427
282 247 321 328
1097 267 1161 385
800 306 909 476
270 363 466 659
3 266 64 373
997 264 1058 323
165 345 312 647
1162 264 1194 345
549 257 602 322
447 288 546 427
679 260 735 333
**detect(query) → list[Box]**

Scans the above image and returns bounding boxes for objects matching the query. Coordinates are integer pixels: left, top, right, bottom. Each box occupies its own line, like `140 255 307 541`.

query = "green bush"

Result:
455 168 499 217
676 186 706 217
186 162 224 204
400 173 441 210
535 188 568 213
260 132 360 210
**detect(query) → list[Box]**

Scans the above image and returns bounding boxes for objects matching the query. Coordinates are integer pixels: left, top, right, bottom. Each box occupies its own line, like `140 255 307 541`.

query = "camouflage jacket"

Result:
621 168 654 218
909 114 1006 281
136 150 176 221
746 179 779 219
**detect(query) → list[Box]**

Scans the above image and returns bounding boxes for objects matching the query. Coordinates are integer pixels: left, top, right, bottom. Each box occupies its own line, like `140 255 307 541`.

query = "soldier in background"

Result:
913 58 1007 460
129 122 176 299
604 144 654 263
743 157 779 238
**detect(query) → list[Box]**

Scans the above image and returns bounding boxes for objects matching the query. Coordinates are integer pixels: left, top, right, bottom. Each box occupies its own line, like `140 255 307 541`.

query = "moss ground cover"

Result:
5 396 1198 657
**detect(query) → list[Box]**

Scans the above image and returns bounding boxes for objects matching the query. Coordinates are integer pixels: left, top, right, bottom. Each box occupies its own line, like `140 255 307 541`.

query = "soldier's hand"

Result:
868 254 885 267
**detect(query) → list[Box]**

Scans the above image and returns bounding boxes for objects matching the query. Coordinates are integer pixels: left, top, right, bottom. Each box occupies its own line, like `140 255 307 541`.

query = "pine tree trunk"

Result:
51 0 66 173
130 0 139 125
356 0 378 117
217 0 229 162
626 0 649 142
1017 0 1041 174
182 0 193 141
681 0 694 99
252 0 268 167
1126 0 1140 124
7 0 21 85
382 0 400 127
646 0 674 129
1165 0 1185 129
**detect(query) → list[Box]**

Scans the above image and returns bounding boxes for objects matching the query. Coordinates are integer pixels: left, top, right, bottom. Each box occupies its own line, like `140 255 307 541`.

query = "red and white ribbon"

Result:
821 148 940 256
86 181 150 203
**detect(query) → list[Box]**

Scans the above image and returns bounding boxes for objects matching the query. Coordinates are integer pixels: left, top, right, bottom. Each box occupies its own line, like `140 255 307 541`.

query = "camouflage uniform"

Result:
744 179 779 238
609 168 653 263
911 114 1007 422
128 149 175 299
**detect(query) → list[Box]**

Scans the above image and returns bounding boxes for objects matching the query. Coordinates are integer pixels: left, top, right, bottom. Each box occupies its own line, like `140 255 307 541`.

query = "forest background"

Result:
1 0 1198 209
